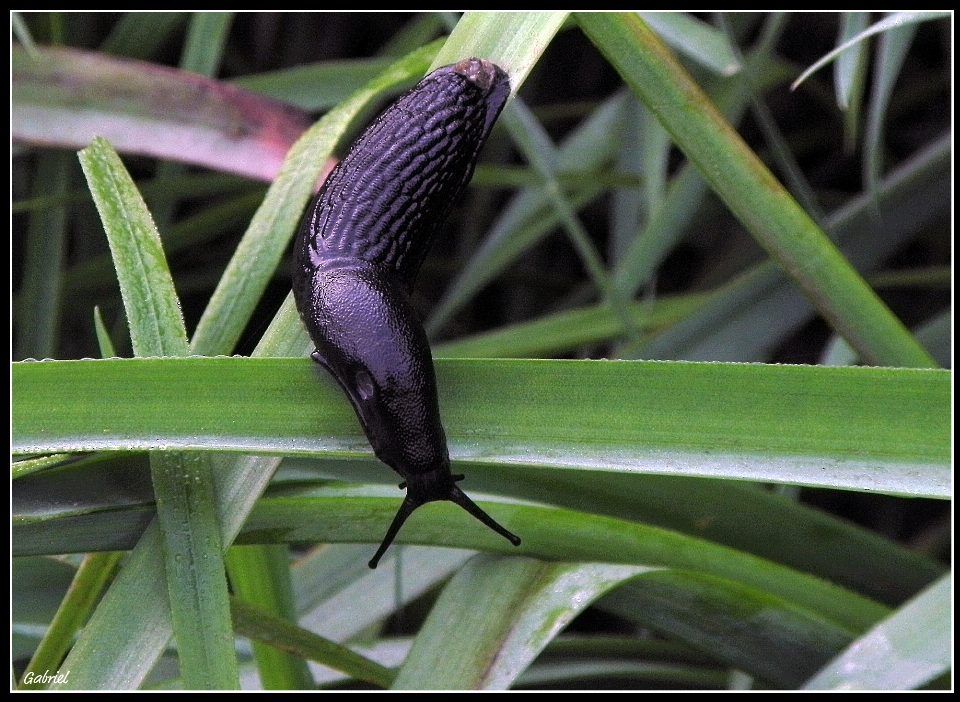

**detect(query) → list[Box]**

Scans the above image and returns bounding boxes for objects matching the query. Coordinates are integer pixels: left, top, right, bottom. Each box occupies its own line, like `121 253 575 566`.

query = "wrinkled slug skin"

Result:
292 59 519 567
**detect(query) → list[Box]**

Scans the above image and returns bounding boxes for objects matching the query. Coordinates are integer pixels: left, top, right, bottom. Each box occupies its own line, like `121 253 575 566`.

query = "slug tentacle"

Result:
292 58 519 568
368 472 522 570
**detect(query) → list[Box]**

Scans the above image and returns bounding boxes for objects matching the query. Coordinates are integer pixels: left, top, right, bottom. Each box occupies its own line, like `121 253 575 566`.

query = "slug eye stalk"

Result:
368 474 521 570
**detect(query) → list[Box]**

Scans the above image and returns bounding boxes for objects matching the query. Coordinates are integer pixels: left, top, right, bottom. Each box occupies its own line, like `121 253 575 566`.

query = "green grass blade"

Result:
180 12 234 76
433 11 568 79
15 453 942 607
240 494 891 634
225 545 314 689
232 57 394 110
393 555 650 689
836 12 869 145
574 12 936 368
77 137 189 357
12 357 949 498
434 293 709 359
636 134 950 362
79 137 238 687
790 12 950 92
17 552 122 690
11 11 37 52
640 11 741 75
601 570 857 688
803 573 951 690
293 546 473 643
230 597 395 688
862 19 917 197
515 635 730 688
51 522 174 689
501 99 635 336
152 452 238 688
99 11 188 59
611 39 794 301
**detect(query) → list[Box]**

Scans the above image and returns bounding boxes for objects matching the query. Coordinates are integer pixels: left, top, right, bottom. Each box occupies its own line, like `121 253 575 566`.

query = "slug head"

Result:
296 261 520 568
298 260 447 476
294 261 520 567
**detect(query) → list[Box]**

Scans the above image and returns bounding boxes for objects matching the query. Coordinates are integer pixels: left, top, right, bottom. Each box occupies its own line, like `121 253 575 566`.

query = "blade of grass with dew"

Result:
575 12 936 368
78 137 238 688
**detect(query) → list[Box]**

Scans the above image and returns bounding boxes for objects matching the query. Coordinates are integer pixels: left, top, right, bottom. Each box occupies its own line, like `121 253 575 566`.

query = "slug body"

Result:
292 58 519 568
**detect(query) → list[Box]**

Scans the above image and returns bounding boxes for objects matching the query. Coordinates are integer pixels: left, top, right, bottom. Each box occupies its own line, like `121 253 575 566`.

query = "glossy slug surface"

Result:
292 58 520 568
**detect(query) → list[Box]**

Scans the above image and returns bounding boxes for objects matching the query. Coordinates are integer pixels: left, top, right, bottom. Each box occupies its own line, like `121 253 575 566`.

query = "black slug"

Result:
292 57 520 568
